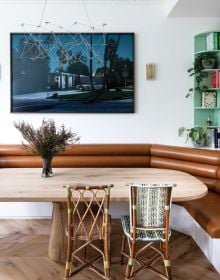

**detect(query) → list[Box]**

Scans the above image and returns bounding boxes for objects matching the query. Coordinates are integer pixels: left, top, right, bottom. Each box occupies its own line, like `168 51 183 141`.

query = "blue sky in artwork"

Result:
12 33 134 73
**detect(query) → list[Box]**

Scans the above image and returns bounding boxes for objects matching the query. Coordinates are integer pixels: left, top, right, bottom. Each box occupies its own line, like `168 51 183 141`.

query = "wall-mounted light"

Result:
146 63 156 80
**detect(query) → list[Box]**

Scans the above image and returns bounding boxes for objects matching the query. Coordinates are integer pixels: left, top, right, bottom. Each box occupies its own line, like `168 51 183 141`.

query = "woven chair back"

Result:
129 184 174 230
66 184 112 240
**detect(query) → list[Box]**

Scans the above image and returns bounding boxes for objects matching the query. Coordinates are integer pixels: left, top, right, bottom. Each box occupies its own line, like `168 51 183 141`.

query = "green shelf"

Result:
195 125 218 128
202 69 220 72
194 50 220 55
195 31 220 37
195 107 220 110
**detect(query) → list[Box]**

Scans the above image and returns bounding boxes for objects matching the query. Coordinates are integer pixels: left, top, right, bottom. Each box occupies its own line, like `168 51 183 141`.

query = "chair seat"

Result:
121 215 171 241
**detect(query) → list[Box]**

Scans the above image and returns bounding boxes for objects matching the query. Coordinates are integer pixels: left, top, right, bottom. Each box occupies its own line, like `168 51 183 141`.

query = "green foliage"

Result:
178 126 207 145
186 53 216 98
67 61 89 76
96 57 133 88
66 52 89 78
14 119 80 159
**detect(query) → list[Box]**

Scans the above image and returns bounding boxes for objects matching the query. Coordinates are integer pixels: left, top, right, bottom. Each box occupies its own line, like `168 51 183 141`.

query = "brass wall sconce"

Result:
146 63 156 80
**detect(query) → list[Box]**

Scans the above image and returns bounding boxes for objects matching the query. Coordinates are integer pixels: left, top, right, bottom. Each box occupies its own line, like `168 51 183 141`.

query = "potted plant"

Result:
201 52 216 69
178 126 207 147
186 53 216 98
14 119 80 177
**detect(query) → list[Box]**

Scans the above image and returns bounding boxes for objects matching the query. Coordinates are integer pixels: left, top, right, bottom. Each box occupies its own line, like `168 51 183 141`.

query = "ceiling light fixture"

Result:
19 0 107 65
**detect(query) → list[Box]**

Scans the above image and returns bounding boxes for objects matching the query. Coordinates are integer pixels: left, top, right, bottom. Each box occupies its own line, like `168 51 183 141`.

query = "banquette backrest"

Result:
0 144 151 168
151 144 220 195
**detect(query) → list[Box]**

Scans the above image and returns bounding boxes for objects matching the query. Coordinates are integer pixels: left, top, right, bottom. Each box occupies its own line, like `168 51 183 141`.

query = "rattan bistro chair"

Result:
64 184 113 280
121 183 176 280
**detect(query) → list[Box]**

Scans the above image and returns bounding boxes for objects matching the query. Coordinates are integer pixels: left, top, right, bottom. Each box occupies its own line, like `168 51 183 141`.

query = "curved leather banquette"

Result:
0 143 219 238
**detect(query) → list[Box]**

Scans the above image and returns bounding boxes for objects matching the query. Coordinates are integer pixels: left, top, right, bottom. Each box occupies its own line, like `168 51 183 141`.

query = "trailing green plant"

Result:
14 119 80 159
186 53 216 98
178 126 207 145
201 52 216 66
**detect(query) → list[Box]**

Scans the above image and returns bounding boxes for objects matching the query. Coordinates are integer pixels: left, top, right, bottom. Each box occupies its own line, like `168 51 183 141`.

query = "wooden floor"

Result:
0 219 219 280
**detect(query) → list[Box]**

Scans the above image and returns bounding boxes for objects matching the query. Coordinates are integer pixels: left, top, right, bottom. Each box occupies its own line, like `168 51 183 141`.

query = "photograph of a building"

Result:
11 33 134 113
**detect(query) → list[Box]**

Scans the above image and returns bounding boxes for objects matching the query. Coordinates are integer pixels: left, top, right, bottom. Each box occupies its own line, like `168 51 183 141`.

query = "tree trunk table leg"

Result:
48 202 67 264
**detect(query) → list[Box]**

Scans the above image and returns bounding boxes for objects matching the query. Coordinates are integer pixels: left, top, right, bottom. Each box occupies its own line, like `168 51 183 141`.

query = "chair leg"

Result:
120 234 126 265
103 235 111 279
164 241 172 280
65 243 73 278
160 241 165 254
166 265 172 280
125 240 135 280
108 234 112 265
65 230 73 278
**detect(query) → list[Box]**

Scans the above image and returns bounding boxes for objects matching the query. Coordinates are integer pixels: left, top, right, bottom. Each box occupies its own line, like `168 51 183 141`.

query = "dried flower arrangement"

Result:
14 119 80 177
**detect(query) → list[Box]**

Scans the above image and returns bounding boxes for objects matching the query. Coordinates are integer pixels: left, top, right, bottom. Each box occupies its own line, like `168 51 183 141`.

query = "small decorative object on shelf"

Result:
206 116 213 126
178 126 207 147
14 119 80 177
202 92 217 108
201 53 216 69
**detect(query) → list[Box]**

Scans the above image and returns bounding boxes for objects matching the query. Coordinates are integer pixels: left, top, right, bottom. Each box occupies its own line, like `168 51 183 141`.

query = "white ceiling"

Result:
0 0 219 17
167 0 220 17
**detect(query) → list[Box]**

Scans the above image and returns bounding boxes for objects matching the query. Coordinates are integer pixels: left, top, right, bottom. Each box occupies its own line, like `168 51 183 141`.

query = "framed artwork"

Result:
10 33 134 113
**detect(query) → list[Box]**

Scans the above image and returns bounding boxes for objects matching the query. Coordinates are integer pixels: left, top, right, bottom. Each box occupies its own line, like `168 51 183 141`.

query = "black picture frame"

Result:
10 32 135 113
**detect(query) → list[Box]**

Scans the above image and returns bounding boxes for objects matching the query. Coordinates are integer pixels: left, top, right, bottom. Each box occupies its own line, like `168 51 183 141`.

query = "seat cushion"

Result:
184 191 220 238
121 215 171 241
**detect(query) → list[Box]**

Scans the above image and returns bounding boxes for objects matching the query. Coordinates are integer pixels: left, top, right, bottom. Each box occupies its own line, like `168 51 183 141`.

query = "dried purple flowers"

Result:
14 119 80 177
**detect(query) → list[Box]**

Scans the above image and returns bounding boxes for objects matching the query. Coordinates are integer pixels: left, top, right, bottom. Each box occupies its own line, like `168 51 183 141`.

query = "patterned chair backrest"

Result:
129 184 175 231
65 184 113 240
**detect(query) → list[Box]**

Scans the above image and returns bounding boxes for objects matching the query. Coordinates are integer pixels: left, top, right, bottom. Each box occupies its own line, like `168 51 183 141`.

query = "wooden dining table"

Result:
0 167 208 263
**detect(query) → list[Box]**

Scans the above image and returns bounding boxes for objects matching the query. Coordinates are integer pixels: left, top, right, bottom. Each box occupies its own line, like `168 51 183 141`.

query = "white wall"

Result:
0 0 220 217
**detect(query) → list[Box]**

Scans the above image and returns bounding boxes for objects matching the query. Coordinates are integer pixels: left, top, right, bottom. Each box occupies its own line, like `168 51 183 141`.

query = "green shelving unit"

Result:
194 31 220 127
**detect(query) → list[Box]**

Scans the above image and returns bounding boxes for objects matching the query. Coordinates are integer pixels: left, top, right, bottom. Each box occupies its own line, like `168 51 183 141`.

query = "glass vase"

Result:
42 158 53 178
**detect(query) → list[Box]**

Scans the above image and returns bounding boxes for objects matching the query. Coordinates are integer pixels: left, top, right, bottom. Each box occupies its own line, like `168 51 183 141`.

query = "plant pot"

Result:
202 58 216 69
42 158 53 178
191 138 205 148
